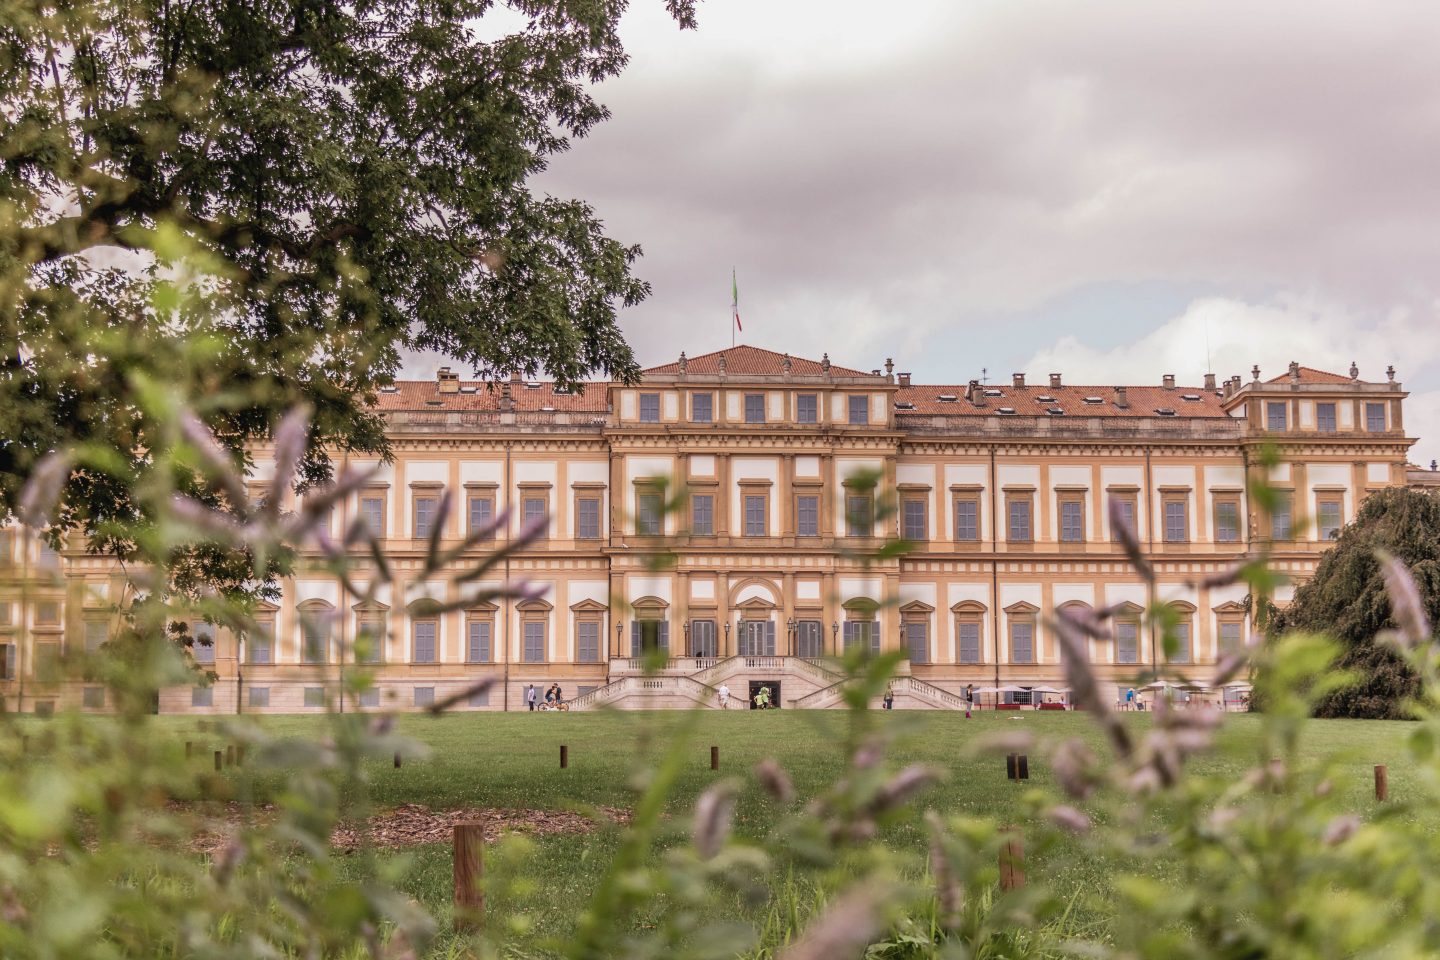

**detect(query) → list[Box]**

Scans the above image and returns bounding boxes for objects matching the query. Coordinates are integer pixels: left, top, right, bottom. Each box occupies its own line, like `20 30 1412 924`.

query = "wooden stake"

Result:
225 745 235 767
1006 754 1030 781
560 744 569 769
214 750 223 772
235 745 245 767
394 752 402 769
1375 764 1389 801
999 828 1025 891
452 822 485 932
185 740 193 759
710 745 719 770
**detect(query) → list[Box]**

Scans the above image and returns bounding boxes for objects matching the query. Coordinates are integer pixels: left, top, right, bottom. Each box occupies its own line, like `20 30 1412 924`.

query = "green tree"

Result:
1269 486 1440 719
1 0 694 586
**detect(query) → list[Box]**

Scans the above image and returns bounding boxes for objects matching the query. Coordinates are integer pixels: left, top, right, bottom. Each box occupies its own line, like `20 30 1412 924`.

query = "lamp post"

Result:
616 620 624 660
682 620 690 659
723 620 731 658
786 617 797 657
832 620 839 657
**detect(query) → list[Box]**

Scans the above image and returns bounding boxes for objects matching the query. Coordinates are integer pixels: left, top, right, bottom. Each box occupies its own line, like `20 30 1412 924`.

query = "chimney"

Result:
1222 379 1235 399
437 366 460 394
1203 373 1217 390
1162 374 1175 390
1288 360 1300 384
1049 373 1062 389
499 381 514 412
898 372 911 387
1115 386 1129 409
1012 373 1026 388
509 371 522 384
967 379 985 406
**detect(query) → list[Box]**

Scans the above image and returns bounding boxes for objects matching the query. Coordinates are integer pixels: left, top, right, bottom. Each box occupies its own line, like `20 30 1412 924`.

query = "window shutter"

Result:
659 620 669 653
843 621 854 648
765 620 776 656
4 645 13 679
630 621 640 658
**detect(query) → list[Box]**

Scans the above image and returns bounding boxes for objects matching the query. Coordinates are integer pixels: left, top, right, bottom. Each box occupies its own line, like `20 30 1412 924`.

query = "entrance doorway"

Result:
748 680 781 709
796 619 824 658
738 619 775 656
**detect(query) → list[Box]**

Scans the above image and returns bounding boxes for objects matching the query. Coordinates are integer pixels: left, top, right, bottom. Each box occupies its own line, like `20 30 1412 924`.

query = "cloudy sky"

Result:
484 0 1440 464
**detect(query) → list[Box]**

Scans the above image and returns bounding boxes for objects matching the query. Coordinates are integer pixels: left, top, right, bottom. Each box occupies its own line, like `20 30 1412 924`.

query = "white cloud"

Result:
1022 294 1440 465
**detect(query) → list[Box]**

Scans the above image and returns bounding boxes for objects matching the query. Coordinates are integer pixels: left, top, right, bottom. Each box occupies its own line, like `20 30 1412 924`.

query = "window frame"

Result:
688 618 718 659
521 492 550 539
187 619 214 664
690 493 715 536
744 393 766 424
638 392 661 423
796 494 820 538
902 614 929 663
575 494 602 540
359 492 387 538
955 612 984 664
1315 493 1344 541
743 492 768 538
1365 401 1387 432
847 394 870 425
635 487 663 536
1005 491 1034 543
953 494 981 542
412 492 440 539
845 491 875 538
1212 493 1242 543
467 493 495 539
1162 492 1190 543
522 612 547 664
1315 401 1337 433
796 393 818 424
466 613 494 663
691 392 713 423
247 618 275 665
575 615 603 663
1008 617 1036 664
1266 401 1288 431
411 618 438 664
1271 490 1295 540
1115 618 1140 665
1057 492 1086 544
355 614 385 664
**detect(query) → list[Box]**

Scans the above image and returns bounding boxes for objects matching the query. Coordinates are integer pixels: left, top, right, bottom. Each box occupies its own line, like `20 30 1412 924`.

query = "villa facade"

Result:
0 346 1419 712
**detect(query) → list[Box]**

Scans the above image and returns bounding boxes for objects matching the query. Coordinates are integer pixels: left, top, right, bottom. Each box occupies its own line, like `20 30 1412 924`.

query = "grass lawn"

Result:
156 708 1419 956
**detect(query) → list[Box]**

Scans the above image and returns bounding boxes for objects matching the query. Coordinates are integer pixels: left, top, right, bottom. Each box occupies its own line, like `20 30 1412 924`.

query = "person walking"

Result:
718 682 730 709
964 683 973 719
1125 687 1136 711
882 689 894 710
526 684 537 711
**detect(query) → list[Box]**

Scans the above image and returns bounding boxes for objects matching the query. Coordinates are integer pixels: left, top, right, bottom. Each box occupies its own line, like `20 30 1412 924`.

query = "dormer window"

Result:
380 385 400 393
937 393 958 402
1180 393 1201 402
984 389 1003 397
425 399 443 406
1046 408 1064 416
1082 396 1103 404
1037 394 1056 403
997 407 1016 415
524 381 541 389
459 385 477 394
894 401 915 410
1155 408 1177 417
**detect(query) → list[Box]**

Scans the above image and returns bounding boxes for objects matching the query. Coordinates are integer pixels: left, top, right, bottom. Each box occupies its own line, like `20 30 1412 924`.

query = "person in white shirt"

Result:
717 683 730 709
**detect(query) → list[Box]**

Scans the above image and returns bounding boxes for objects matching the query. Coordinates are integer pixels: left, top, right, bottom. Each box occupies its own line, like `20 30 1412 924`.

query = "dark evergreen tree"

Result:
1270 487 1440 719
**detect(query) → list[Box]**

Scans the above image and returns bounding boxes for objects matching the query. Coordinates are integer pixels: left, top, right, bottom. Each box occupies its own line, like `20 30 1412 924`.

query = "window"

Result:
301 614 329 664
639 392 661 423
842 619 879 654
414 686 435 708
1317 496 1343 540
1116 621 1139 664
467 619 492 662
523 620 546 663
1009 621 1035 663
33 642 60 681
469 687 490 707
744 393 765 424
1366 402 1387 432
1058 497 1085 543
631 618 669 656
191 686 213 708
690 618 717 658
1218 619 1244 654
1163 496 1189 542
1272 493 1294 540
691 495 714 536
1169 620 1192 664
84 619 109 655
304 686 324 708
1266 401 1288 431
35 600 60 625
1007 496 1033 542
413 494 439 538
359 688 380 708
1213 496 1241 543
738 619 775 657
576 619 601 662
0 602 9 626
954 497 980 541
1316 402 1337 433
82 686 104 709
797 394 818 424
744 494 767 537
796 495 819 537
248 687 270 708
796 620 823 658
576 497 601 540
36 543 59 569
1109 493 1138 541
412 620 437 663
691 392 713 423
848 395 869 425
957 618 982 664
904 619 929 663
468 495 494 537
190 621 215 664
356 617 384 664
360 495 386 537
902 497 927 541
0 644 13 680
636 490 663 536
248 621 274 664
846 493 874 538
523 495 549 537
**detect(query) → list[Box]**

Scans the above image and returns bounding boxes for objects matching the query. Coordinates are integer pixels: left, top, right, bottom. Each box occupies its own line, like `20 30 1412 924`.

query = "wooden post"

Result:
999 828 1025 891
394 752 402 769
185 740 193 759
710 745 719 770
560 745 569 769
214 750 223 772
1006 754 1029 781
1375 764 1388 801
453 822 485 932
225 745 235 767
235 745 245 767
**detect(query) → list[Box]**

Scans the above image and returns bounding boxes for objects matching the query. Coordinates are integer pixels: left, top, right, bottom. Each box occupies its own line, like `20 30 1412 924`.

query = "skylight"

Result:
1180 393 1202 401
937 393 958 402
984 389 1003 397
894 401 915 410
379 385 400 393
459 386 477 394
997 407 1016 415
1155 408 1177 417
1037 394 1056 402
524 381 542 389
1082 396 1103 404
1046 408 1065 416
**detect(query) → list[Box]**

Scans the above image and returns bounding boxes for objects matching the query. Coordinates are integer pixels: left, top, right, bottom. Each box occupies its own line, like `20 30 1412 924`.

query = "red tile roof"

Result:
370 380 608 412
1264 365 1354 385
894 384 1229 418
644 344 873 378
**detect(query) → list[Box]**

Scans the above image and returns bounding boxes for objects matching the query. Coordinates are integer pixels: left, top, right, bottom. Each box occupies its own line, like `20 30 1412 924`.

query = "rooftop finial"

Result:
718 354 727 376
782 353 792 373
821 353 831 373
678 351 688 374
884 357 894 377
1251 364 1260 382
1349 360 1358 381
1288 360 1300 384
1387 364 1396 382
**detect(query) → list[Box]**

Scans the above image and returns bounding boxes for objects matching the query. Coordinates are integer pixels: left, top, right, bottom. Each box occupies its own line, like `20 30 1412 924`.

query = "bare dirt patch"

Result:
183 802 630 854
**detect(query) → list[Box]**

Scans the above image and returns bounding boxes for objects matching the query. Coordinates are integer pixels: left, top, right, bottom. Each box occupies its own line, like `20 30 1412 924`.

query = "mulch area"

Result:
182 802 631 855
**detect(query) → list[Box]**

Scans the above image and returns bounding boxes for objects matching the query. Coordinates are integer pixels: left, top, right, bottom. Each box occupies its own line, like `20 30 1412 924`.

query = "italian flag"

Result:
732 269 742 332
